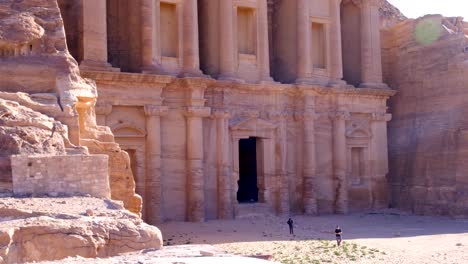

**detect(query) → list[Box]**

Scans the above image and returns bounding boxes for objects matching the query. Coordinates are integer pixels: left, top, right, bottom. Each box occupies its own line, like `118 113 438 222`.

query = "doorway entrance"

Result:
237 137 259 203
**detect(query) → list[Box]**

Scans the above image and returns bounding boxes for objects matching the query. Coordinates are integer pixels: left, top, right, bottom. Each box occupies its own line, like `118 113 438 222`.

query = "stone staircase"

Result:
234 203 274 219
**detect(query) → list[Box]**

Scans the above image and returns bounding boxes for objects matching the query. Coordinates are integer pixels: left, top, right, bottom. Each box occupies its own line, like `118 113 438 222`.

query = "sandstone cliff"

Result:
0 0 142 214
382 15 468 216
379 0 407 27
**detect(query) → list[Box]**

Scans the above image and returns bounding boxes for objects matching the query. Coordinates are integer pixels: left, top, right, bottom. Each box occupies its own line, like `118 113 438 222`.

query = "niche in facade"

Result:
237 7 256 56
312 22 326 69
350 147 364 185
160 2 178 58
341 1 362 86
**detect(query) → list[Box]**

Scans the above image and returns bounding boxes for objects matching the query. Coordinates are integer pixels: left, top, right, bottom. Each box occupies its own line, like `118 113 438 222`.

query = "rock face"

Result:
0 197 162 264
0 0 142 214
379 0 406 27
0 97 68 193
382 15 468 216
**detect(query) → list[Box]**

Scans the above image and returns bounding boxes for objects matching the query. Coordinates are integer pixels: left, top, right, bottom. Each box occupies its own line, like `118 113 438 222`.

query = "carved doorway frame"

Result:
230 117 278 212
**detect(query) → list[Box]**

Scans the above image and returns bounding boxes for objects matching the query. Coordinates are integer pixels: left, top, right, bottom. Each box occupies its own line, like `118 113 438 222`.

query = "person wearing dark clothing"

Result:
335 225 342 246
287 218 294 235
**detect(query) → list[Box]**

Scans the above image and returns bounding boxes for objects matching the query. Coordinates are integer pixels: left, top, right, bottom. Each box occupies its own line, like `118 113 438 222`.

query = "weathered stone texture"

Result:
0 197 162 263
0 0 143 214
11 155 110 198
383 15 468 216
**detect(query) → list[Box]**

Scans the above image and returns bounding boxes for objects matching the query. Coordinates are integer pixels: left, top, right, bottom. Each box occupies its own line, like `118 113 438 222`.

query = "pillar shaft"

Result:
81 0 113 70
182 0 202 76
370 113 391 208
329 0 344 84
360 0 385 87
258 0 272 81
141 0 162 72
219 0 237 79
215 111 233 219
302 111 318 215
185 107 210 222
296 0 312 82
333 111 349 214
144 105 168 224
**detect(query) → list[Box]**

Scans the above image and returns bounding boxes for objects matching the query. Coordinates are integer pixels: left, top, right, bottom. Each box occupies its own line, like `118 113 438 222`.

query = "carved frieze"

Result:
371 112 392 122
95 103 113 116
144 105 169 117
184 106 211 118
331 110 351 121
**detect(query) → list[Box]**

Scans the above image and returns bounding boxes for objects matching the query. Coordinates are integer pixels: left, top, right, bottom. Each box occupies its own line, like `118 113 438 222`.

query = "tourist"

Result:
335 225 342 246
287 218 294 235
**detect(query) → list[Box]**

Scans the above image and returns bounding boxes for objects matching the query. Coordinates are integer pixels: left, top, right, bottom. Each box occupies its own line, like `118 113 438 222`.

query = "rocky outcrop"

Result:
0 197 162 263
0 0 142 214
382 15 468 216
380 0 407 28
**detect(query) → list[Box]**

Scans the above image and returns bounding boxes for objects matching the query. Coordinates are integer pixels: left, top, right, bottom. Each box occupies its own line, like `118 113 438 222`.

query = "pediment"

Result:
230 117 278 132
111 122 146 138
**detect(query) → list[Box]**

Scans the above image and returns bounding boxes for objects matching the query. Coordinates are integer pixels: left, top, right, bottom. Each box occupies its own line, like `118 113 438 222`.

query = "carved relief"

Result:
346 115 372 138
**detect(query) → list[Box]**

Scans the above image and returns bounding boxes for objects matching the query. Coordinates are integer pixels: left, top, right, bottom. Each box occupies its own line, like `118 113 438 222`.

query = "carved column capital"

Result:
361 0 380 7
185 106 211 118
371 112 392 122
241 110 260 119
212 110 231 119
144 105 169 117
268 110 289 121
331 110 351 121
294 111 317 121
95 103 112 115
342 0 361 7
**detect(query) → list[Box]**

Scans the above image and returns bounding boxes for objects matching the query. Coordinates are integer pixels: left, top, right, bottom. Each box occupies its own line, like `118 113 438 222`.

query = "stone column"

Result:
296 0 313 83
370 112 392 208
329 0 345 86
219 0 237 79
360 0 387 88
144 105 168 224
301 109 318 215
258 0 273 82
80 0 116 71
141 0 163 73
214 110 233 219
181 0 203 76
270 111 289 215
185 106 211 222
332 110 349 214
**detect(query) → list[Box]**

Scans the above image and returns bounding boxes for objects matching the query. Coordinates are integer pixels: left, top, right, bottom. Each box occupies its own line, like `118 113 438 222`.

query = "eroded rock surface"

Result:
383 15 468 216
0 0 142 215
0 197 162 264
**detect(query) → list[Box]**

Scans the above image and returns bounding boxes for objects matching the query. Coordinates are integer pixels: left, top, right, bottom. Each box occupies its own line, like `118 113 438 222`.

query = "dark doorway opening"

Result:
237 137 259 203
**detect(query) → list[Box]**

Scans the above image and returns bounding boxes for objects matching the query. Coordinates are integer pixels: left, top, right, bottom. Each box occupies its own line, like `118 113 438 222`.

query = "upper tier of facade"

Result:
59 0 388 89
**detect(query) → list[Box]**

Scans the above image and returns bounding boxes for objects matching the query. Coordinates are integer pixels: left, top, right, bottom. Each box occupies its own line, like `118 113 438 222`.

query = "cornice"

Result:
81 71 175 85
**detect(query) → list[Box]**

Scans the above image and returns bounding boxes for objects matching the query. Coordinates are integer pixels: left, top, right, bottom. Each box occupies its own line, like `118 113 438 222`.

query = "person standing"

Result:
335 225 342 246
287 218 294 235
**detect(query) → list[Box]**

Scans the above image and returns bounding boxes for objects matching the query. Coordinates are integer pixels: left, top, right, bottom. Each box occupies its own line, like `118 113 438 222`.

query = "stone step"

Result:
234 203 274 219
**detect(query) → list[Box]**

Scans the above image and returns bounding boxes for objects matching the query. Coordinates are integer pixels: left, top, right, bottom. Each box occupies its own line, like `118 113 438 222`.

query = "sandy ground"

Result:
159 210 468 264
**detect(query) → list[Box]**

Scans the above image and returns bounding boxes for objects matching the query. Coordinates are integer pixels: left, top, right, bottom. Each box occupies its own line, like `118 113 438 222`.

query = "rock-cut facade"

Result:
55 0 395 224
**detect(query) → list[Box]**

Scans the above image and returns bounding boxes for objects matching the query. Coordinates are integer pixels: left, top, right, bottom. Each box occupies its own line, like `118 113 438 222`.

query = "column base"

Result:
178 68 207 78
328 79 348 88
218 74 245 83
80 60 120 72
359 82 390 89
258 76 276 85
296 77 329 86
141 65 167 75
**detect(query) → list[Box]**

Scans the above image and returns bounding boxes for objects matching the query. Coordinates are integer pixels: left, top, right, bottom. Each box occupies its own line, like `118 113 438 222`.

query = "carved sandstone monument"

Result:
53 0 395 225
